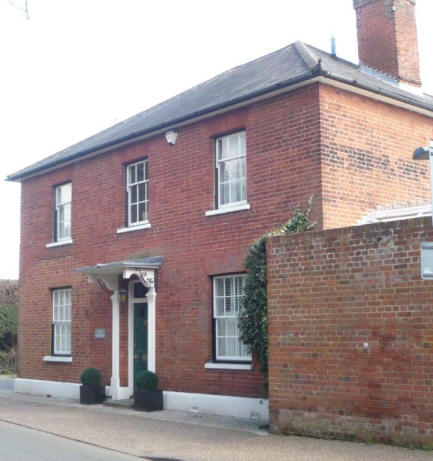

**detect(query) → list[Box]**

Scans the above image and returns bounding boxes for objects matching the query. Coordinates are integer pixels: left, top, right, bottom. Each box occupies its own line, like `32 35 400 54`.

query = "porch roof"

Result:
76 256 163 275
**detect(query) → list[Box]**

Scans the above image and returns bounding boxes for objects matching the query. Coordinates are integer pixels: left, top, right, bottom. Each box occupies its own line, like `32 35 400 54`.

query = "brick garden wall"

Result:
267 217 433 445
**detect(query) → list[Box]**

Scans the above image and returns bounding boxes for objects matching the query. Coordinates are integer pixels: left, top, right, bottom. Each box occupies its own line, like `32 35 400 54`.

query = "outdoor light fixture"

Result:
413 140 433 225
119 289 128 305
165 130 178 145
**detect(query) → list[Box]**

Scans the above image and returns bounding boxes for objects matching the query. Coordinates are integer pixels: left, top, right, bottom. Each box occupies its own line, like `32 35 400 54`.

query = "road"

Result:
0 420 142 461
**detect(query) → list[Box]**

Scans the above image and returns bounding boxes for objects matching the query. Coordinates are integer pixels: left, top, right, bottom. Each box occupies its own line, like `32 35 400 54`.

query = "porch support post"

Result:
146 287 156 373
110 290 121 400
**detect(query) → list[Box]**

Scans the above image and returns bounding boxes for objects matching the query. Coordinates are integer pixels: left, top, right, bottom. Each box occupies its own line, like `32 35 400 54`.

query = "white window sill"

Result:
46 239 73 248
43 356 72 363
205 203 250 217
205 362 252 370
116 222 151 234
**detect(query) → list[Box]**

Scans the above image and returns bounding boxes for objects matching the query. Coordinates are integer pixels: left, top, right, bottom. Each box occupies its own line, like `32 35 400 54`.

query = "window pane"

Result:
217 318 226 336
138 202 147 222
62 183 72 204
130 184 137 203
224 278 232 297
231 180 241 203
218 338 226 357
130 204 137 223
226 337 237 357
138 183 146 202
219 161 231 183
228 134 239 156
226 318 237 336
220 182 230 206
144 160 148 180
128 165 136 184
216 139 223 161
137 162 144 182
215 278 224 297
216 297 224 316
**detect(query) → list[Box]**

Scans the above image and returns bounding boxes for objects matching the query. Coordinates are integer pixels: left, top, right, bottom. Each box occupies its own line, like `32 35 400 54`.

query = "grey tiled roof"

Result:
76 256 164 275
8 42 433 181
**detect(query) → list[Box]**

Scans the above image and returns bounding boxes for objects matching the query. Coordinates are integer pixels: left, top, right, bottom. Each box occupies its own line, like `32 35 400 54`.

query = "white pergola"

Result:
76 257 162 400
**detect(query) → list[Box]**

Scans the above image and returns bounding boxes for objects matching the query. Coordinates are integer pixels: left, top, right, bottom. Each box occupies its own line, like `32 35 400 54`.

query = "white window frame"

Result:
213 274 251 362
126 159 149 227
52 288 71 356
54 183 72 242
215 131 247 210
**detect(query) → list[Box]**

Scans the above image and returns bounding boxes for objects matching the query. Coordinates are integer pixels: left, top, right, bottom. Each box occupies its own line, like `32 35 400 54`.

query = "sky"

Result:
1 0 432 280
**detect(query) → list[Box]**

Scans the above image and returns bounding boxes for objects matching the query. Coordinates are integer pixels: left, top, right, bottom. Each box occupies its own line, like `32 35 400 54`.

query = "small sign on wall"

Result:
420 242 433 280
94 328 106 339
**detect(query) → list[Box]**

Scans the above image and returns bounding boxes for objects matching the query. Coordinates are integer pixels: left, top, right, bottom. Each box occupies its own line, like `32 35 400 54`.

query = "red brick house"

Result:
7 0 433 421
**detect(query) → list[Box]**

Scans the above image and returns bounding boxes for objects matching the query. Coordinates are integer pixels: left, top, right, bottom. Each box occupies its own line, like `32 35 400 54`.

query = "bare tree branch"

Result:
8 0 30 19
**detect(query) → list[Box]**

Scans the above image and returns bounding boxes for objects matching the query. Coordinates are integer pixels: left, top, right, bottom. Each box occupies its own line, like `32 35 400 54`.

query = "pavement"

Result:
0 376 432 461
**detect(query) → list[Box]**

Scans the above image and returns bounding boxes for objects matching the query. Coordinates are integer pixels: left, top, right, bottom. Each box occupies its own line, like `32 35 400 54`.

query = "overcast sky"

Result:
1 0 432 280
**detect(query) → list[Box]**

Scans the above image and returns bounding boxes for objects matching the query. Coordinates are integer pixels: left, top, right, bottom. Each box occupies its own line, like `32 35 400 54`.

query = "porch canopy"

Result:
76 256 163 400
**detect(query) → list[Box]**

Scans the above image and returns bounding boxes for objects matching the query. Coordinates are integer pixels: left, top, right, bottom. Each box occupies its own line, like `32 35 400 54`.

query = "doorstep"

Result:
103 398 133 409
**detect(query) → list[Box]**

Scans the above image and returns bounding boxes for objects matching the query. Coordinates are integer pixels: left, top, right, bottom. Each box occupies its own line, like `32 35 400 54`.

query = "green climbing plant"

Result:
239 197 315 388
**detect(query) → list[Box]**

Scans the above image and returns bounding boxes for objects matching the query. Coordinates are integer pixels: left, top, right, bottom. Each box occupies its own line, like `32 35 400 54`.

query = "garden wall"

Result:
267 217 433 445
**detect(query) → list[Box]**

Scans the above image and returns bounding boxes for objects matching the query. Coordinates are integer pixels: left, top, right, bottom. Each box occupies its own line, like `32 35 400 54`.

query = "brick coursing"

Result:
18 80 432 402
319 84 432 228
18 85 323 397
267 217 433 444
353 0 421 85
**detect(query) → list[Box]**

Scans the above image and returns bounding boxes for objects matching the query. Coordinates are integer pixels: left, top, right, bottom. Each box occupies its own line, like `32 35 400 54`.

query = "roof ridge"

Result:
293 41 318 71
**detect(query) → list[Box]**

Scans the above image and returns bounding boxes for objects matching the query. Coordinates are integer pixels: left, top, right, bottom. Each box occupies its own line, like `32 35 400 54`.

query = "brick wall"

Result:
18 84 322 397
18 79 433 402
267 217 433 445
320 84 432 228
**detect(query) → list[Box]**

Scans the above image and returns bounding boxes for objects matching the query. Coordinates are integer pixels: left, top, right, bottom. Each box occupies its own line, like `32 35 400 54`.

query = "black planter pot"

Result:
80 384 106 404
134 389 163 411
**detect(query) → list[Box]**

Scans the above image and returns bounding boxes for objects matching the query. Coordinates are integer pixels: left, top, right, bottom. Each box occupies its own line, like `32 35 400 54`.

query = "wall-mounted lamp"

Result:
119 289 128 305
413 140 433 225
165 130 178 145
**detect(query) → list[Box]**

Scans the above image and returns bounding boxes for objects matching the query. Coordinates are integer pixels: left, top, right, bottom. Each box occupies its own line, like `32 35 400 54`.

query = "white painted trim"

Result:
46 239 73 248
204 362 252 370
116 222 151 234
14 379 268 421
110 289 121 400
14 378 81 399
147 289 156 373
205 203 250 217
43 356 72 363
127 282 134 397
359 203 432 224
163 391 269 421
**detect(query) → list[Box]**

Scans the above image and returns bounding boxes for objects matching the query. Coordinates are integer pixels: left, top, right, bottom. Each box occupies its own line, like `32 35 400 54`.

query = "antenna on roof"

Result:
331 35 336 57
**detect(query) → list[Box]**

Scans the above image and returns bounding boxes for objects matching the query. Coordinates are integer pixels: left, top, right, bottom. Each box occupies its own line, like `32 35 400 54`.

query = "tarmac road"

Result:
0 420 143 461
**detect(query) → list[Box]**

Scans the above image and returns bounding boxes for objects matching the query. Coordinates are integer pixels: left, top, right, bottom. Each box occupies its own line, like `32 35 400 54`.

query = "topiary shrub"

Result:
135 370 158 391
80 368 102 387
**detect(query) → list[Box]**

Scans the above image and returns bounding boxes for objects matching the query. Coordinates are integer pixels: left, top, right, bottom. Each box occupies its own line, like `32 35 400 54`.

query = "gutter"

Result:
7 67 433 182
7 70 319 182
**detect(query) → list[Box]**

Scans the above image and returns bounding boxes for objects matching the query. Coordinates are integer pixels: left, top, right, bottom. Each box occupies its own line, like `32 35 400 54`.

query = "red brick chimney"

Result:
353 0 421 87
